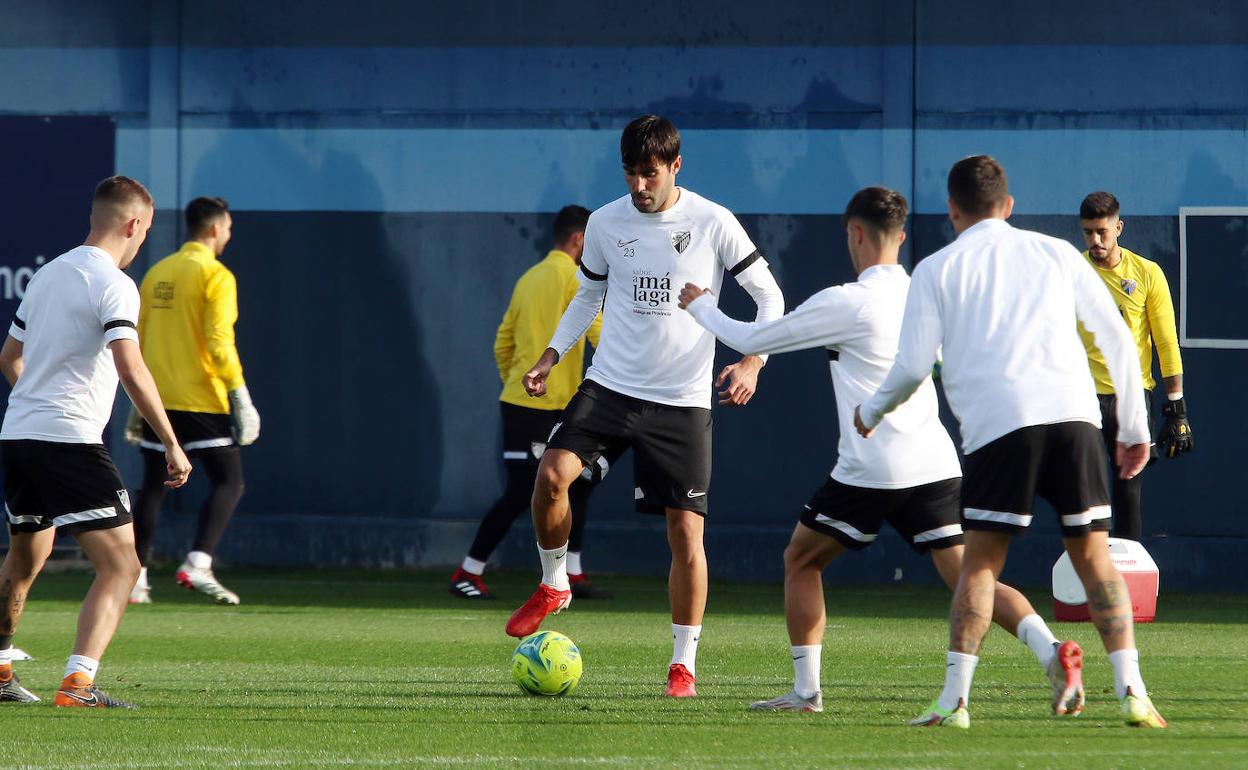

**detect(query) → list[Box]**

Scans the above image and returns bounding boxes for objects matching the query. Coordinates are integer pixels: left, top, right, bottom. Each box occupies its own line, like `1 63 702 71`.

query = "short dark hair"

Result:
552 205 590 244
93 175 153 211
947 155 1009 218
1080 191 1120 220
620 115 680 170
186 196 230 237
843 187 908 233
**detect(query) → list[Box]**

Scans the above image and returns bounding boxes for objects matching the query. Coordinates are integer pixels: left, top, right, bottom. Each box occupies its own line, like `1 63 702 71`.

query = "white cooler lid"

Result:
1052 537 1159 605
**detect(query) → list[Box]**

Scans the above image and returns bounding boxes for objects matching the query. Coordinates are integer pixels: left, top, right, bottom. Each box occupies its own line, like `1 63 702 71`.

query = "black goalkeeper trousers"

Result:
467 463 594 563
133 446 245 566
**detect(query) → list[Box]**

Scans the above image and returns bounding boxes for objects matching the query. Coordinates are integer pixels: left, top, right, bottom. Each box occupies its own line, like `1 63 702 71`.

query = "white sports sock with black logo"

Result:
938 651 978 711
538 543 570 591
64 654 99 681
791 644 821 698
671 623 702 677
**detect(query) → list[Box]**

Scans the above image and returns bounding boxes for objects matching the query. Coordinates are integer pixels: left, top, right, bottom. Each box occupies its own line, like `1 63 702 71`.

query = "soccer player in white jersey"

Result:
506 115 784 697
0 177 191 708
678 187 1082 715
856 156 1166 728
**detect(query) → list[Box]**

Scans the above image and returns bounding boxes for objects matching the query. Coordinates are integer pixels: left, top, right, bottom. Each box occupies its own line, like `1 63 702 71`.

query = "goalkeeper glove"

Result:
1158 397 1193 459
228 385 261 446
124 407 144 445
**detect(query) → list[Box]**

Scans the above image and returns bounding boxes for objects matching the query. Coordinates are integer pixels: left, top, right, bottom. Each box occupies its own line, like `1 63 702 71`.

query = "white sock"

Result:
64 654 100 681
567 551 583 577
1016 614 1059 668
136 566 149 590
671 623 702 678
186 551 212 570
1109 648 1147 699
938 651 978 710
0 646 12 668
791 644 822 698
538 542 570 591
460 556 486 575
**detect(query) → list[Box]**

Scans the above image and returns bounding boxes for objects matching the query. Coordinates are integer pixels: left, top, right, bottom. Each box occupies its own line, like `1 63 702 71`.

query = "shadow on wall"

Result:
184 134 442 519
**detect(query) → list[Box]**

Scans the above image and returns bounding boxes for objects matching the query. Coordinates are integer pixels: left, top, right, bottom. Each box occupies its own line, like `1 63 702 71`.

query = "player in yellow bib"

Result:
1077 192 1193 541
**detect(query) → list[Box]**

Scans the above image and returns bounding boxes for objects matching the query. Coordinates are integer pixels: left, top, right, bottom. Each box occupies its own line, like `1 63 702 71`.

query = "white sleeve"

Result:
686 286 859 356
548 267 607 359
98 278 140 344
1071 252 1149 444
713 212 784 360
9 294 28 342
859 267 943 428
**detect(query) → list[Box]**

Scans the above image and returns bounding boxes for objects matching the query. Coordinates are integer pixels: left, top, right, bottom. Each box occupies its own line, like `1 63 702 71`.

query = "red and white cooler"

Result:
1051 537 1158 623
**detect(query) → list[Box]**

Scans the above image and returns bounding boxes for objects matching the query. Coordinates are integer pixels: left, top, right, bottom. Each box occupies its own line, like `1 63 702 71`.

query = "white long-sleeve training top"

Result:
548 189 784 408
859 219 1149 454
687 264 962 489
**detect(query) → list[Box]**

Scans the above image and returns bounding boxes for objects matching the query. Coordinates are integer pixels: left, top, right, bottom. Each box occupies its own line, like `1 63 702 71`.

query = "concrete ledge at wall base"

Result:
147 514 1248 593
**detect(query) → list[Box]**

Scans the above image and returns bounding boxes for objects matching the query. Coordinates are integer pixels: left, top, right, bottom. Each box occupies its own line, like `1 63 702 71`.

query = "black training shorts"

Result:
799 476 964 553
3 439 133 535
546 380 712 515
961 421 1111 537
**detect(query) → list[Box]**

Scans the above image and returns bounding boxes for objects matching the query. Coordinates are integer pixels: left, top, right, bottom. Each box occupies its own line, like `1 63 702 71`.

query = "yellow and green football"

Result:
511 630 582 696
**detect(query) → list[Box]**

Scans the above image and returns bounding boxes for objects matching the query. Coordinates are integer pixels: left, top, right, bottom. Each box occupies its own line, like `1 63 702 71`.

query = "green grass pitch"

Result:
5 568 1247 769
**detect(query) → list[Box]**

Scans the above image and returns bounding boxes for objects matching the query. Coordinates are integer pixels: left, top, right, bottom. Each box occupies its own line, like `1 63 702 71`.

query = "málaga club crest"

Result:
671 231 691 253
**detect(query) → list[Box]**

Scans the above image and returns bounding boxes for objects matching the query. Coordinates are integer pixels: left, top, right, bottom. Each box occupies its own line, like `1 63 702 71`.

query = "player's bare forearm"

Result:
0 336 23 386
110 340 178 450
1162 373 1183 396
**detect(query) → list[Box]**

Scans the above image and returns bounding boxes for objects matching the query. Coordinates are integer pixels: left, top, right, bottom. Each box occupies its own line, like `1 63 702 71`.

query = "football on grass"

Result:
512 630 582 696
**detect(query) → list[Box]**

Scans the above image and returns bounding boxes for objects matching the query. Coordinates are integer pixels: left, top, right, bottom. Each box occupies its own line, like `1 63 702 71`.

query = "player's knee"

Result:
783 541 820 573
2 555 41 582
96 547 141 583
534 464 572 502
666 520 703 558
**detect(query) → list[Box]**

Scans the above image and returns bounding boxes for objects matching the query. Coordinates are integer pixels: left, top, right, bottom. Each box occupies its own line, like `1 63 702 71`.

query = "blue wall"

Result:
1 1 1245 589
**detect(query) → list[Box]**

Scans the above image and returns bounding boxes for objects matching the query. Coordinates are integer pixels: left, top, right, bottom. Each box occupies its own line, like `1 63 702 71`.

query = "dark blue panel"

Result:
180 0 895 47
0 1 154 46
916 0 1248 44
1181 212 1248 342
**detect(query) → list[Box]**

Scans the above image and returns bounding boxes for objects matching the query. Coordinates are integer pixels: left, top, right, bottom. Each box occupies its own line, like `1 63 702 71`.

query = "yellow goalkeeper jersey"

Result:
137 241 245 414
1078 246 1182 394
496 250 601 410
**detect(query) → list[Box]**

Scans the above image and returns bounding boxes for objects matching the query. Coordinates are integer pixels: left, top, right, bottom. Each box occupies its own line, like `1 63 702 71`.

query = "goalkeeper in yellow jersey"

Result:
1077 192 1192 541
448 206 613 601
126 197 260 605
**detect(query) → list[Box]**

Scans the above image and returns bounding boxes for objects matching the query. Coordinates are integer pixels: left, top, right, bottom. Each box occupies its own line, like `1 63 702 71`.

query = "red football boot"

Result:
505 583 572 637
666 663 697 698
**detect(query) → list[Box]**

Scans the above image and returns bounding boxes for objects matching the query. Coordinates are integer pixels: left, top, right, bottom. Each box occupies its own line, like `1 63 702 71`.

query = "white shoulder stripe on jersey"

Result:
964 508 1033 527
